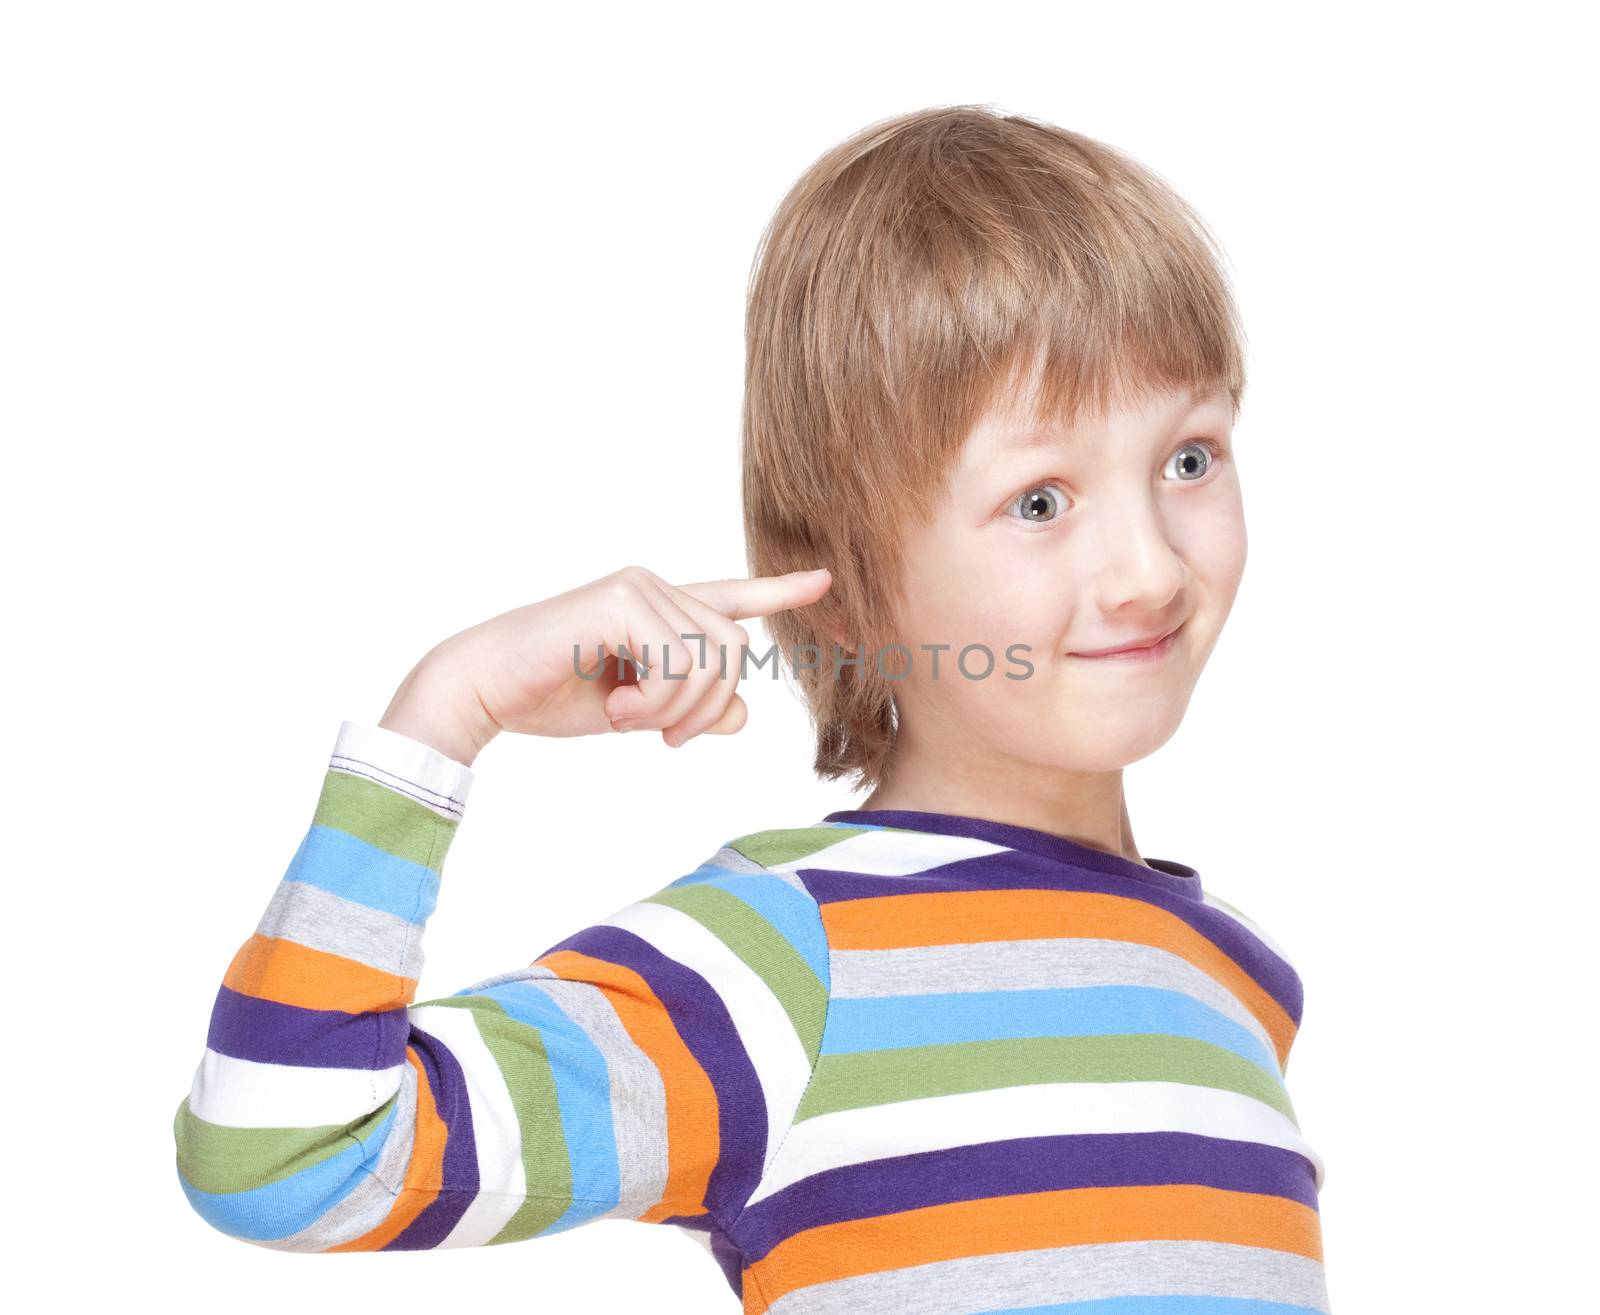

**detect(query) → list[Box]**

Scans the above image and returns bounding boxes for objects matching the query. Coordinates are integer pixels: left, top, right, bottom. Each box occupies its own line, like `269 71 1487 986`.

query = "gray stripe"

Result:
829 937 1274 1054
447 964 672 1217
265 1061 422 1251
705 843 768 874
766 1240 1329 1314
697 843 808 896
258 879 425 980
698 845 817 902
769 869 812 897
520 972 671 1216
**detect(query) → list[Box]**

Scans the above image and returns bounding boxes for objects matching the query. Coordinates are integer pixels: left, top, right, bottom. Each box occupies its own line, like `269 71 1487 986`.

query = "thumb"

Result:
676 567 832 621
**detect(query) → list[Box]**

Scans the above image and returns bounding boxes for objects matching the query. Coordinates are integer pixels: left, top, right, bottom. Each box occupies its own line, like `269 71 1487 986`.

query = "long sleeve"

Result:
172 721 829 1262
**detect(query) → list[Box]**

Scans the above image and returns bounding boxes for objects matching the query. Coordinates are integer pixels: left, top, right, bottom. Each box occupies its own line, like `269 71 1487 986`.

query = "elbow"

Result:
172 1094 386 1252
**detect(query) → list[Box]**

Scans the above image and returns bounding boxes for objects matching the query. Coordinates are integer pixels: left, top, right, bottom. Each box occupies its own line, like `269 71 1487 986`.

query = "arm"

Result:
172 721 828 1253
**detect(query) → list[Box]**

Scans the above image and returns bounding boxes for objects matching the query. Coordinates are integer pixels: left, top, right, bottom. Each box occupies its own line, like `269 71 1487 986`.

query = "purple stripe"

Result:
709 1226 748 1301
733 1132 1320 1263
539 923 768 1219
384 1023 478 1249
205 984 409 1068
798 849 1303 1025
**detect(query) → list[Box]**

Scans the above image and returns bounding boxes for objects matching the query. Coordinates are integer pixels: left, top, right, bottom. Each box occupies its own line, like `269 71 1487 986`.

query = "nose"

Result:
1085 489 1188 616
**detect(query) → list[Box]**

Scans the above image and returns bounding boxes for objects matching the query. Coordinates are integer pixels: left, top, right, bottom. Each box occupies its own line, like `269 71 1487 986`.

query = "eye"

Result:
1008 483 1068 526
1164 438 1226 482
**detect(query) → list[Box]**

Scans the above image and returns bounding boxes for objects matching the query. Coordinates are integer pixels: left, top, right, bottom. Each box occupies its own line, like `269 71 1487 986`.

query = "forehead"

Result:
970 379 1233 458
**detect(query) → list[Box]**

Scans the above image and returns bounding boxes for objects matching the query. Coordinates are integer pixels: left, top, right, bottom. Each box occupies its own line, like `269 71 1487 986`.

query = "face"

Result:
883 368 1247 777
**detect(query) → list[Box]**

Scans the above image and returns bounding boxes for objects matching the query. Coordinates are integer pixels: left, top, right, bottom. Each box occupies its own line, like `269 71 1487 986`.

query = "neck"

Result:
856 721 1149 869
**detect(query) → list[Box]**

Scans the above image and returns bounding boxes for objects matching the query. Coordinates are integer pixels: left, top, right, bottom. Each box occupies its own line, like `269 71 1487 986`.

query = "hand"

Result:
378 564 833 764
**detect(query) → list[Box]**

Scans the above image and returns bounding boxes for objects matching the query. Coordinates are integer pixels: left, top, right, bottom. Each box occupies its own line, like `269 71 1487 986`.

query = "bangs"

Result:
883 117 1247 447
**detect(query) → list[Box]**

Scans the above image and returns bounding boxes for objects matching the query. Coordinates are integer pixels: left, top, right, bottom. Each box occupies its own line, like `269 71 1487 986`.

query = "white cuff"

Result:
328 720 475 820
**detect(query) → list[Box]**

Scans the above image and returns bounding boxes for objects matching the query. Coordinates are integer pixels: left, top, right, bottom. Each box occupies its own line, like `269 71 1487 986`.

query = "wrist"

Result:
379 652 497 768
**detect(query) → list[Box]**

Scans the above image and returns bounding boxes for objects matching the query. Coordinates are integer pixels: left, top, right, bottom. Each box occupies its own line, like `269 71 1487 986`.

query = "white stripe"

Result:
599 899 813 1175
186 1048 403 1127
408 1004 529 1248
766 827 1007 876
745 1080 1325 1207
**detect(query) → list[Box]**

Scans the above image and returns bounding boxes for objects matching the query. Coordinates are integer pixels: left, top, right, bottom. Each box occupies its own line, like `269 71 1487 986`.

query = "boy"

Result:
173 105 1330 1312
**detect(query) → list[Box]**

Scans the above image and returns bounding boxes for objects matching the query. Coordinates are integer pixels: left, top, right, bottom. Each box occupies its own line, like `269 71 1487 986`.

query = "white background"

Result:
5 2 1593 1309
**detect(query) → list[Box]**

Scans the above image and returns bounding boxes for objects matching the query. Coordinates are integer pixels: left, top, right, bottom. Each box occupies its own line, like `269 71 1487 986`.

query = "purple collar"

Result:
820 807 1204 899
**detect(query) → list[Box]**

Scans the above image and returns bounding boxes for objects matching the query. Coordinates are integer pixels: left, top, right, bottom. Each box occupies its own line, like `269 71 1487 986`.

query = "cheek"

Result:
1175 487 1248 593
904 582 995 646
896 581 1050 680
897 536 1009 641
940 575 1075 671
897 526 1080 657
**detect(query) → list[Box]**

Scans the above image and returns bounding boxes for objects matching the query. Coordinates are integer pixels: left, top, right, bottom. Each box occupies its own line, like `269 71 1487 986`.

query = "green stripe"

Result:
172 1093 397 1194
727 825 868 868
424 996 575 1241
796 1034 1298 1124
313 769 459 870
645 883 828 1057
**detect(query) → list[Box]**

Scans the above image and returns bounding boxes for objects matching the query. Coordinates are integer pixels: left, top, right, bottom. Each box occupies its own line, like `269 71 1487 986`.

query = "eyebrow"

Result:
1004 427 1081 452
1000 385 1231 452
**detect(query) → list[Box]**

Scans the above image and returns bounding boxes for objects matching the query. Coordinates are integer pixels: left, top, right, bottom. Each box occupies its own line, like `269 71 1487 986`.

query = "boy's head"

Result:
743 105 1248 794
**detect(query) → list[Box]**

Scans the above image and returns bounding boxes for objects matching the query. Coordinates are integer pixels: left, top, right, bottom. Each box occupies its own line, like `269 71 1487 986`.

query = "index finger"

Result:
673 568 832 621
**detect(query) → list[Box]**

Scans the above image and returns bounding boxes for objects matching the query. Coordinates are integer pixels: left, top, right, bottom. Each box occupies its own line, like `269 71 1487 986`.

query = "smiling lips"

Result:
1070 622 1184 662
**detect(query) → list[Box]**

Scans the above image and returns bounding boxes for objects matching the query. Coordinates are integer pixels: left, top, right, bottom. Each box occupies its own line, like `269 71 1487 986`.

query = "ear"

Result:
806 594 846 651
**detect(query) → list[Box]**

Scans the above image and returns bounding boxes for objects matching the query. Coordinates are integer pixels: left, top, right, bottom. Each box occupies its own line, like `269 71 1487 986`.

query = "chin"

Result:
1043 739 1162 774
1061 712 1186 772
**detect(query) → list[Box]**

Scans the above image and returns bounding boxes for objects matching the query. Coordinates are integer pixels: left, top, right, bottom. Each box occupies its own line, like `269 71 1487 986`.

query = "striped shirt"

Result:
174 720 1330 1312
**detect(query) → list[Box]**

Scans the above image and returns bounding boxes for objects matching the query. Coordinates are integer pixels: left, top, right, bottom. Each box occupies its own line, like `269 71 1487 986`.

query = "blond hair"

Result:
740 104 1248 793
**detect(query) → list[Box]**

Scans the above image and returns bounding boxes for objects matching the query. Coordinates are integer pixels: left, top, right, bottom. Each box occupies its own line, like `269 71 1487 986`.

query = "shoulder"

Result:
532 825 836 1036
717 818 1005 880
1200 888 1301 971
610 825 840 982
715 821 870 872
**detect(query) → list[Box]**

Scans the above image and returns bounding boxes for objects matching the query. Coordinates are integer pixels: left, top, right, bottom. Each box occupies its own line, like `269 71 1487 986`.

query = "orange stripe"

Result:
823 890 1297 1066
330 1046 449 1250
223 933 415 1014
746 1183 1322 1311
535 948 720 1223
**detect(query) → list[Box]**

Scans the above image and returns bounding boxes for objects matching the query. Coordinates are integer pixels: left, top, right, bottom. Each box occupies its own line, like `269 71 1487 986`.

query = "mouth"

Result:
1069 621 1184 663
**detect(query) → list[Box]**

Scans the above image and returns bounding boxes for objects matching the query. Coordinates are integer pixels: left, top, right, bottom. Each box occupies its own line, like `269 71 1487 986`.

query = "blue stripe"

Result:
664 868 829 982
824 985 1281 1078
474 978 623 1232
285 824 441 922
176 1099 397 1241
